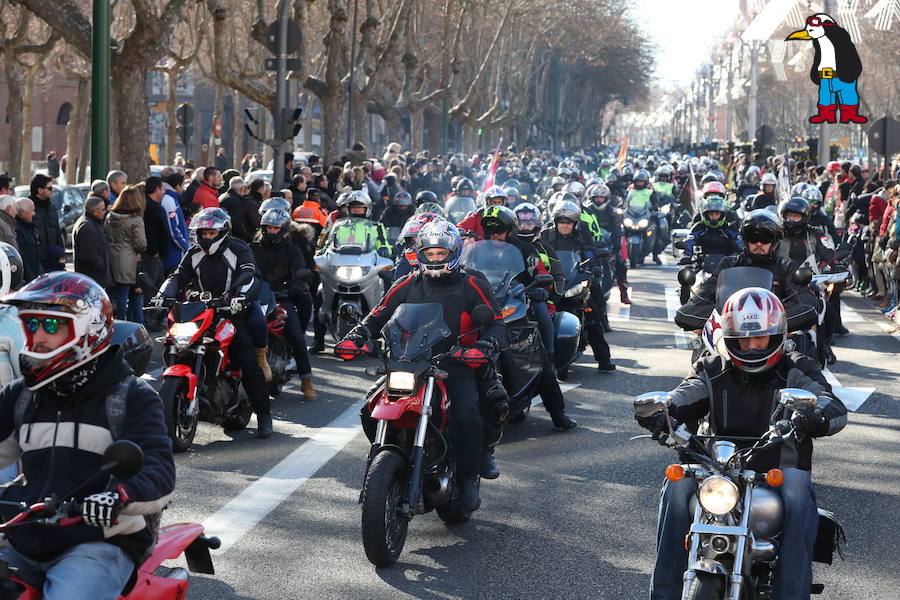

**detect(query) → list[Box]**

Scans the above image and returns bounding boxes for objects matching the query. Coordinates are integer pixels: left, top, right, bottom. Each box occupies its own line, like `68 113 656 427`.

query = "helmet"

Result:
0 242 23 296
584 176 603 188
400 213 444 265
3 271 114 391
454 177 474 194
415 201 446 217
189 207 232 255
551 176 566 189
346 190 373 218
604 169 619 185
740 209 783 263
600 158 612 169
550 199 581 225
547 191 577 217
514 202 542 243
258 197 291 215
485 185 509 205
701 172 720 186
585 183 611 208
260 207 291 245
633 169 650 189
700 196 728 228
415 220 462 278
744 165 761 185
801 185 823 210
335 191 351 209
780 197 811 236
702 181 727 198
415 190 438 206
621 165 634 182
790 182 812 198
655 165 673 182
760 172 778 190
392 191 413 208
480 205 518 237
564 181 585 198
720 288 787 373
504 187 522 207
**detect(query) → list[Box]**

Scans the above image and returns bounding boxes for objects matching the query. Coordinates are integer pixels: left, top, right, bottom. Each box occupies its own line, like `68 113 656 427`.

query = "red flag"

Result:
481 140 503 191
615 136 628 172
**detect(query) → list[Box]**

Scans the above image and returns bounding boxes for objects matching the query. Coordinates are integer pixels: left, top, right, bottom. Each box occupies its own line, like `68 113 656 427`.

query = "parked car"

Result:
14 183 91 248
245 170 273 185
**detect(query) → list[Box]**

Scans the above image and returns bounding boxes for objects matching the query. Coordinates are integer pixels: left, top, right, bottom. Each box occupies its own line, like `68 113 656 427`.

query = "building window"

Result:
56 102 73 125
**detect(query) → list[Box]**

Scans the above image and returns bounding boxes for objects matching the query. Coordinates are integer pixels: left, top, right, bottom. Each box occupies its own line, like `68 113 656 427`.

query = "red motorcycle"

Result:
151 272 255 452
0 441 219 599
260 292 293 397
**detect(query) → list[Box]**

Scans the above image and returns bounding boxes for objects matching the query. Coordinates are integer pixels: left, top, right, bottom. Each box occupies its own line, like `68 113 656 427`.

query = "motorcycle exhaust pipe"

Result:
423 472 452 506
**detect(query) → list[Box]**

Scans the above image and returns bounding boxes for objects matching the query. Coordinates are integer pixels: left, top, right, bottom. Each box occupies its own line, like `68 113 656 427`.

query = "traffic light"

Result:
176 103 194 145
177 124 194 145
279 108 302 140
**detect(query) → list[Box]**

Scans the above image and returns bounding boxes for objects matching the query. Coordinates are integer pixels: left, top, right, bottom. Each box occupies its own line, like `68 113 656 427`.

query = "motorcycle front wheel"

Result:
361 449 410 567
628 243 639 268
159 376 198 453
684 572 725 600
267 337 290 397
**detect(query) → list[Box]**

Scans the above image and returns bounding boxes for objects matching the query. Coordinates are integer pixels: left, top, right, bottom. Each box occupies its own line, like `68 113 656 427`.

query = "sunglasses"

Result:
745 233 775 244
805 16 834 27
42 186 53 191
24 316 63 335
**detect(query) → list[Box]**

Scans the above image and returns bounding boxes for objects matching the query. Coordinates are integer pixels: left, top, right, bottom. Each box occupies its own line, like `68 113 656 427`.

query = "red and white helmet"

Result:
720 288 786 373
3 271 114 390
702 181 727 198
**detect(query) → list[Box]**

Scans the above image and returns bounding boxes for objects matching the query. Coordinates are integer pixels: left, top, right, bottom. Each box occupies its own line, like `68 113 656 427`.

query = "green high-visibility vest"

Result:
654 182 674 197
626 188 653 211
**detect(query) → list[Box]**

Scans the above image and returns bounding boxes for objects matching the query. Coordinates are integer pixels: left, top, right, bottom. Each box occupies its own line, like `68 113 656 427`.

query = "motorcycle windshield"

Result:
715 266 774 312
556 250 581 287
626 205 649 219
384 303 452 362
172 301 207 322
446 196 476 223
329 218 376 254
701 253 726 274
460 240 526 293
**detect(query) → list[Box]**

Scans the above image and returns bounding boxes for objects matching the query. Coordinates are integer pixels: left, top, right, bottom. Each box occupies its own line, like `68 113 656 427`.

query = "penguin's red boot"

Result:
839 104 867 124
809 104 837 124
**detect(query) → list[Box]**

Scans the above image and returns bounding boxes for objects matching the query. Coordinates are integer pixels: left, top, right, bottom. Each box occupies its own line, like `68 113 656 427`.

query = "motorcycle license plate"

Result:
629 235 641 244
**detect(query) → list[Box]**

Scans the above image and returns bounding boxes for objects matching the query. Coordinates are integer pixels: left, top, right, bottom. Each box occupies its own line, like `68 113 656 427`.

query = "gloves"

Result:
677 256 692 265
149 295 167 308
452 341 494 368
791 408 828 439
230 296 248 313
635 413 669 441
335 327 369 360
528 287 549 303
81 491 123 528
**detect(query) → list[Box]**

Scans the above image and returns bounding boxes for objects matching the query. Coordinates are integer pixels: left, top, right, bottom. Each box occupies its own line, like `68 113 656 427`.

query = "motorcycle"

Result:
623 205 656 267
655 201 672 256
346 303 496 567
0 440 220 599
314 219 394 342
150 272 256 452
675 242 727 305
460 240 571 422
553 250 598 379
259 289 294 396
111 320 152 377
444 195 476 225
633 389 841 599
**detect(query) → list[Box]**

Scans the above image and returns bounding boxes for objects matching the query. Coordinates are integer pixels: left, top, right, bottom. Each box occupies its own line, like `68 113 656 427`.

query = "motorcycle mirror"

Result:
633 392 672 418
101 440 144 479
230 270 253 292
792 267 813 287
674 240 687 250
677 267 696 288
471 304 495 326
778 388 817 413
533 273 554 286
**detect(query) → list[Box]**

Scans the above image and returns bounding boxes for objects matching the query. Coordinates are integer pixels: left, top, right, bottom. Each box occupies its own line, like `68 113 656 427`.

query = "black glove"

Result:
677 256 692 265
528 287 549 303
345 325 370 348
791 408 828 439
635 413 669 440
81 491 123 528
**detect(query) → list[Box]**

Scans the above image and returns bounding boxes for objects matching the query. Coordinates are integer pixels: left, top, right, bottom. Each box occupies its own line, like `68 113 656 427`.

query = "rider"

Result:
0 271 175 600
637 288 847 600
319 190 392 259
675 210 817 334
379 190 416 232
541 200 616 372
624 169 664 265
392 212 445 281
251 208 317 401
747 172 779 211
456 185 509 239
679 194 742 263
735 165 761 206
338 220 508 511
155 207 274 438
583 183 630 306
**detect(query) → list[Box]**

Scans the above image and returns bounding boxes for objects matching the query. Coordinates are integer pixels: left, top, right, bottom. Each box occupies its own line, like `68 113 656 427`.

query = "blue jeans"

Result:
0 541 134 600
112 283 144 324
650 468 819 600
283 299 312 379
818 77 860 106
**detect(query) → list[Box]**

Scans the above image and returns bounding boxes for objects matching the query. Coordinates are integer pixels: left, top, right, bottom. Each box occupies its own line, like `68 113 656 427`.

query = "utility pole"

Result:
272 0 291 188
346 0 359 151
748 40 759 144
91 0 111 179
725 45 734 142
817 0 837 165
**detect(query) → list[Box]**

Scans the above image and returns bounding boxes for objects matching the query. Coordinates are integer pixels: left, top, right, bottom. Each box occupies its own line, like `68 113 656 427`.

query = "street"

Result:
148 259 900 599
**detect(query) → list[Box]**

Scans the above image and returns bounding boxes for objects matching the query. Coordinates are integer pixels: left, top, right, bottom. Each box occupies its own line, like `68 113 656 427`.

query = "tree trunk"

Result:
232 92 243 169
166 70 178 165
408 104 424 154
424 106 441 152
351 98 368 154
65 76 88 184
4 52 24 186
20 65 39 184
208 84 223 166
462 121 477 155
320 89 345 165
111 58 151 179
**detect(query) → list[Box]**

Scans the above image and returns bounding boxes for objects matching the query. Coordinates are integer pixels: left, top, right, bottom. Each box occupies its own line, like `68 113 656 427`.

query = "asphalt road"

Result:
146 257 900 599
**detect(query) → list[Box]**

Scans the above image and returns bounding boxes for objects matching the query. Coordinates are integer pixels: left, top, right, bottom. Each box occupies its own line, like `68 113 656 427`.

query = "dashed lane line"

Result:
840 301 864 322
822 367 874 412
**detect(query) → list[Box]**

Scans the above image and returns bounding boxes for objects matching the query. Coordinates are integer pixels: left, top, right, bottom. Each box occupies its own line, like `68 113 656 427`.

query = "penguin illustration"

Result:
786 13 867 124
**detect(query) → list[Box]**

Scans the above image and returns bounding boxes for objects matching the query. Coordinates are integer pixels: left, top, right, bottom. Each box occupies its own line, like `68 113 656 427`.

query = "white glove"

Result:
149 295 166 308
81 491 122 528
230 296 247 313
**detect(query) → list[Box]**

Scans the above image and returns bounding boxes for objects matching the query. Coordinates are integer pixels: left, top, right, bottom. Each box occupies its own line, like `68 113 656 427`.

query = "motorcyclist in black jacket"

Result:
251 208 317 401
583 183 629 306
675 210 816 333
155 208 274 438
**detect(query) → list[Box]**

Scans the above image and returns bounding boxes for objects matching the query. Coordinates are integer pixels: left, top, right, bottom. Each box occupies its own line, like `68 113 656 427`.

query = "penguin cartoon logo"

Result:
785 13 867 125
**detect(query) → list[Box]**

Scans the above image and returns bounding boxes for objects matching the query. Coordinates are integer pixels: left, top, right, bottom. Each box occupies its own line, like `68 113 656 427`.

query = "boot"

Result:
618 281 631 305
839 104 867 124
653 253 662 265
256 348 273 382
808 104 837 124
458 476 481 511
300 377 317 401
550 411 577 431
597 362 616 372
257 412 273 439
480 449 500 480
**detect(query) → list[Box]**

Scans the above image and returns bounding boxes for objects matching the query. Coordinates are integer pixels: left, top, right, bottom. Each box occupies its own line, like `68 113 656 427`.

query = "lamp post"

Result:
91 0 111 178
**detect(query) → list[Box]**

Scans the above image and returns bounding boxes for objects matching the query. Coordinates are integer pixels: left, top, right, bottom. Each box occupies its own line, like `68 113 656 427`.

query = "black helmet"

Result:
392 191 413 208
415 190 438 206
480 205 518 237
740 209 782 264
260 208 291 245
190 207 232 255
454 177 474 194
633 169 649 189
605 169 619 185
0 242 23 296
780 197 811 237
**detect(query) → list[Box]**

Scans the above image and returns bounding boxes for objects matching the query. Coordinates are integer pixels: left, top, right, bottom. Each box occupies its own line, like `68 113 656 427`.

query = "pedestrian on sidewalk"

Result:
106 185 148 322
14 198 42 284
0 196 19 250
73 196 113 289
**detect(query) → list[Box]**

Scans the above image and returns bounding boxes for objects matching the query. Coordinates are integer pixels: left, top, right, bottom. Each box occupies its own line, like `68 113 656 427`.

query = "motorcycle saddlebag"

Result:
812 508 845 565
552 310 581 370
112 320 152 377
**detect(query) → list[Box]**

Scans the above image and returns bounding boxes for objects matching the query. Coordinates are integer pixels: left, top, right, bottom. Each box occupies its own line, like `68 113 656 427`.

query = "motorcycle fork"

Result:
403 376 434 517
186 346 206 417
682 501 704 594
725 485 755 600
358 420 388 504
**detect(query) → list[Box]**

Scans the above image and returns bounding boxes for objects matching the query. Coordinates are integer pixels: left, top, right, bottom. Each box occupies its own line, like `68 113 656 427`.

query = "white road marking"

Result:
664 287 681 321
822 368 874 412
606 288 631 321
532 382 581 406
840 301 863 322
877 321 900 342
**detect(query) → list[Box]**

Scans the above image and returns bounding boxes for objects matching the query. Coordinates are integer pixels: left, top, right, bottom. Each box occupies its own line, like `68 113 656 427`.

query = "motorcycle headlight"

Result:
170 322 199 349
563 281 588 298
332 265 367 281
623 217 634 228
698 476 739 515
387 371 416 392
637 218 650 229
661 203 671 214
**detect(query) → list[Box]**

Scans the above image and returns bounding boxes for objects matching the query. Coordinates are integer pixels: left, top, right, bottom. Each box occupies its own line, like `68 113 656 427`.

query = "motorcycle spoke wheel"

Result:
361 450 410 567
160 377 197 453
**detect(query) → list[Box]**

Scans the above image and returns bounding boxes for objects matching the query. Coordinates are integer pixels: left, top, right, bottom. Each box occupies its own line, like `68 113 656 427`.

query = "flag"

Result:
615 136 629 172
481 139 503 191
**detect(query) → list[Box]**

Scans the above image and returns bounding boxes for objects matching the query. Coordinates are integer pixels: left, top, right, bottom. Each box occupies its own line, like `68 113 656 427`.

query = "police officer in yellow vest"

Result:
624 169 665 265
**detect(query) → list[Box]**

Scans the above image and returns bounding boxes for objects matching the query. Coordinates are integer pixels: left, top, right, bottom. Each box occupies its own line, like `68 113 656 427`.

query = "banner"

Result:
615 136 628 172
481 139 503 191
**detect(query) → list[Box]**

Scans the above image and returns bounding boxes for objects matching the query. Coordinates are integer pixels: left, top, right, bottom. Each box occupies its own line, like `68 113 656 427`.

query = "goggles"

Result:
24 316 63 335
806 16 834 27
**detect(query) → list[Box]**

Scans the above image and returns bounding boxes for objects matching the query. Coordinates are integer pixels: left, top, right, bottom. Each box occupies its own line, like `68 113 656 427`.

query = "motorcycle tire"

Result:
222 399 253 432
267 337 290 397
159 376 198 453
361 449 410 567
684 573 725 600
436 490 475 525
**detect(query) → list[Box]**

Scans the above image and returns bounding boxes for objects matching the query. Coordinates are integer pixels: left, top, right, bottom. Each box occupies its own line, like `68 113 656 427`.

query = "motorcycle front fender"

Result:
689 557 729 576
163 365 198 401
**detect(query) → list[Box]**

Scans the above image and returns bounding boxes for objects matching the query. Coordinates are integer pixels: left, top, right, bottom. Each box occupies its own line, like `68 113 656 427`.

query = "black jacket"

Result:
16 217 43 283
219 190 251 242
32 195 63 270
250 236 312 297
668 352 846 471
0 348 175 563
778 226 836 265
360 271 509 378
143 198 169 257
72 213 113 288
161 237 260 301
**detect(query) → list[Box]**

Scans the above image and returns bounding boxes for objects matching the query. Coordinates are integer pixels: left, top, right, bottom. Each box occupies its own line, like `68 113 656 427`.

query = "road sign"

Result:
265 58 302 71
265 20 301 55
867 117 900 156
214 118 222 138
755 124 774 147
